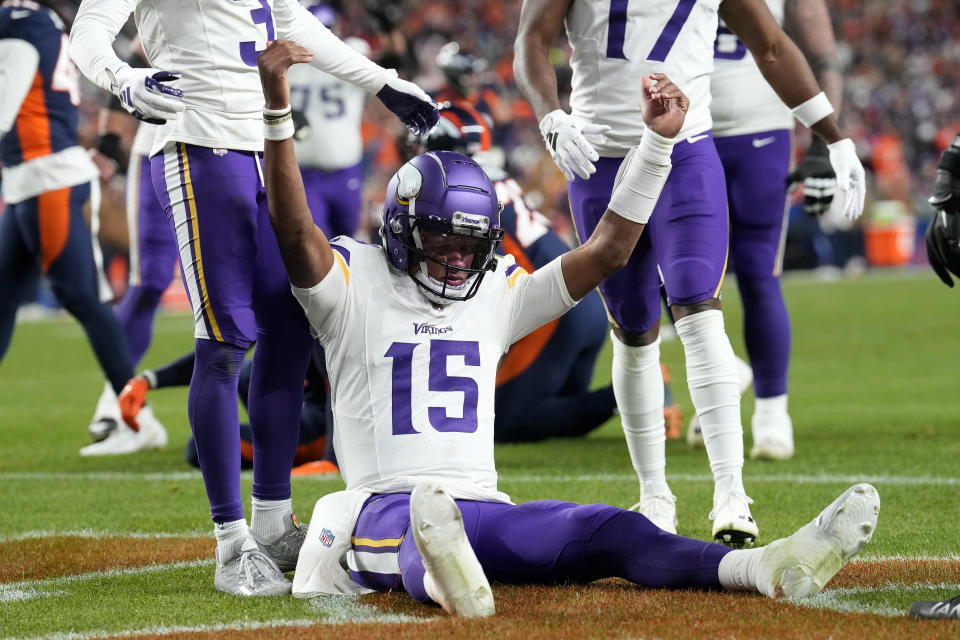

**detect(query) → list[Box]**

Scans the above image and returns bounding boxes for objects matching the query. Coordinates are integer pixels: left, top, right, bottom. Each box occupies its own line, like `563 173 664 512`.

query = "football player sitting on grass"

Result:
258 40 880 615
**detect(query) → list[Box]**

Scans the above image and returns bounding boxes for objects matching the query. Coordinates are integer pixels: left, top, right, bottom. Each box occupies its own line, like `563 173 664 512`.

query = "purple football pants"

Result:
349 493 731 602
151 142 316 522
715 130 792 398
567 135 729 334
114 153 178 366
300 163 363 239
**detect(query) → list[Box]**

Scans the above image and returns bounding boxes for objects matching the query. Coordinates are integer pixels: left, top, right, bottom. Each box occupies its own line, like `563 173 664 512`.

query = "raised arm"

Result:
720 0 864 220
258 41 334 289
560 74 688 301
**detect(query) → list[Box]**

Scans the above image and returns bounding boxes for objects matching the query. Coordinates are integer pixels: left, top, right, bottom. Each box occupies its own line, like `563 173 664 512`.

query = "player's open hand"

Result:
257 40 314 109
641 73 688 140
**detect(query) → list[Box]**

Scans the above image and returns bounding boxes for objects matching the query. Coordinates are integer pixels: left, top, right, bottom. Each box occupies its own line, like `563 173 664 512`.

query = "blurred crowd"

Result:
57 0 960 277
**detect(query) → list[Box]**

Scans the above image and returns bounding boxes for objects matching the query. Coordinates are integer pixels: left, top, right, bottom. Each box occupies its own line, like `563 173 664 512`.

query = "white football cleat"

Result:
750 409 794 461
756 483 879 598
631 493 678 534
215 536 292 596
88 382 120 442
711 491 759 548
410 483 494 618
79 405 167 456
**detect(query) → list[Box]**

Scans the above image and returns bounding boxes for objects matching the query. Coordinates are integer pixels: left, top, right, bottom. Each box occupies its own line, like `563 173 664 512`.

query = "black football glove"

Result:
926 133 960 287
787 137 836 216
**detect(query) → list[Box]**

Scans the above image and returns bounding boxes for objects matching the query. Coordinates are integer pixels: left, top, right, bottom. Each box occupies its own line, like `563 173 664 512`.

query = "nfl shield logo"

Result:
319 528 335 547
212 148 227 157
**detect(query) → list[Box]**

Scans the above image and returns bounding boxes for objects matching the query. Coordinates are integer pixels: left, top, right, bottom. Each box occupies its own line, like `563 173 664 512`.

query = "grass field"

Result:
1 268 959 639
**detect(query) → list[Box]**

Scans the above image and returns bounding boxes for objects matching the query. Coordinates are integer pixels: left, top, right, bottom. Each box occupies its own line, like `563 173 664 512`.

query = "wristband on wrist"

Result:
791 92 834 128
263 105 295 141
141 370 158 389
607 129 675 224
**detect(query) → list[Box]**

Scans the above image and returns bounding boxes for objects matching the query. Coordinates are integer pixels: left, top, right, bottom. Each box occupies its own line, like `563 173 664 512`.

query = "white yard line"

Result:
805 582 960 617
2 471 958 485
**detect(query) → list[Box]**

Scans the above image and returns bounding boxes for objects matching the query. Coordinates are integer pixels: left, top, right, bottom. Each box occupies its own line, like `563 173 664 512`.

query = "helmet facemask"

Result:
382 153 504 304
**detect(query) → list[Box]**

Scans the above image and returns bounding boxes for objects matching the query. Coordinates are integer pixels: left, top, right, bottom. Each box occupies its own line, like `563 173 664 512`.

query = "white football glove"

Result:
827 138 866 220
538 109 611 181
109 66 185 125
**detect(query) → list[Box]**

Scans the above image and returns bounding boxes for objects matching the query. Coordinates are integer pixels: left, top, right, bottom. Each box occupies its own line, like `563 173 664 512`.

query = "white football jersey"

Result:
565 0 721 156
292 237 577 503
70 0 389 156
710 0 792 137
288 38 367 170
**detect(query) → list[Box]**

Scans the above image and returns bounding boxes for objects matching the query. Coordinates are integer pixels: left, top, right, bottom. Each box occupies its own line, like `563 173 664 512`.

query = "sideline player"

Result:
69 0 438 595
256 41 879 618
0 0 166 451
422 103 617 442
708 0 843 460
514 0 866 542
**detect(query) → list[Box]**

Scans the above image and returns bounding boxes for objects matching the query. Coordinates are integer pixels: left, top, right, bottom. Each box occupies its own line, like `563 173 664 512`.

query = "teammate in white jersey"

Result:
514 0 865 545
68 0 438 596
288 3 367 238
258 40 880 619
709 0 843 461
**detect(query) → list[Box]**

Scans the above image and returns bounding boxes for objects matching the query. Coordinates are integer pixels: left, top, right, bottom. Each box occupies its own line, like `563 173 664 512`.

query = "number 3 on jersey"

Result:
607 0 696 61
386 340 480 435
237 0 274 66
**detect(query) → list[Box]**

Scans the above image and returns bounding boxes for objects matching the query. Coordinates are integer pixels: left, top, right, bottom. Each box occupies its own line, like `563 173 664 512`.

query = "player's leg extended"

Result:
299 167 333 237
465 499 730 589
0 199 44 359
115 153 179 366
569 157 674 533
247 160 313 565
717 131 794 460
657 137 755 546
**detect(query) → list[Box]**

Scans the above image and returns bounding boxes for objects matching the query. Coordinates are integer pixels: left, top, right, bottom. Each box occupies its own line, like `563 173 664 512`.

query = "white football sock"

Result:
717 547 765 592
611 333 671 498
251 497 292 542
214 519 249 564
674 310 745 500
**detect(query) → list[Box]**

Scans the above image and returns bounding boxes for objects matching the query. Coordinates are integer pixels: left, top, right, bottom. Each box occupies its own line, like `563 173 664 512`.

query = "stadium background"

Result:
51 0 960 310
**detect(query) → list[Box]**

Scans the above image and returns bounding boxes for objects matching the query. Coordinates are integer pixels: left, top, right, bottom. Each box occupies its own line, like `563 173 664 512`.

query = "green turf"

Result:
1 269 959 638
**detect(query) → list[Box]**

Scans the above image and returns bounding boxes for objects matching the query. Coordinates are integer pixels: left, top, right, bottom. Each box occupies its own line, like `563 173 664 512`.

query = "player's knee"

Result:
194 338 246 378
612 325 659 347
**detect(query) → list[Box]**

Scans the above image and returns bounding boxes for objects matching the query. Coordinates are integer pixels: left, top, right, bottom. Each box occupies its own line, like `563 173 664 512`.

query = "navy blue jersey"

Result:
0 0 80 166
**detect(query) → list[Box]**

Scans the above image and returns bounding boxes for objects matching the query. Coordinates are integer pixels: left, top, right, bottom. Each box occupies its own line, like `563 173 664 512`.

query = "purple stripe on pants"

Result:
567 135 729 334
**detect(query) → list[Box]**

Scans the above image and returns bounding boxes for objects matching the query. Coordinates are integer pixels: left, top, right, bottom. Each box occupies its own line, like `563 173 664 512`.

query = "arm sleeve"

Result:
0 39 39 137
505 256 578 346
272 0 392 94
68 0 137 94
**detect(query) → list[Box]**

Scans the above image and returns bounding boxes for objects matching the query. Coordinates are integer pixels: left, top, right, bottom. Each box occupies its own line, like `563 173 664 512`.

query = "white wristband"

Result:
263 105 295 141
791 92 834 128
607 129 675 224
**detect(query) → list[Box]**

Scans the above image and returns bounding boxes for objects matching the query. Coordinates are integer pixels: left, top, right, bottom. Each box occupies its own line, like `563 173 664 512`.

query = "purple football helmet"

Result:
381 151 503 303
